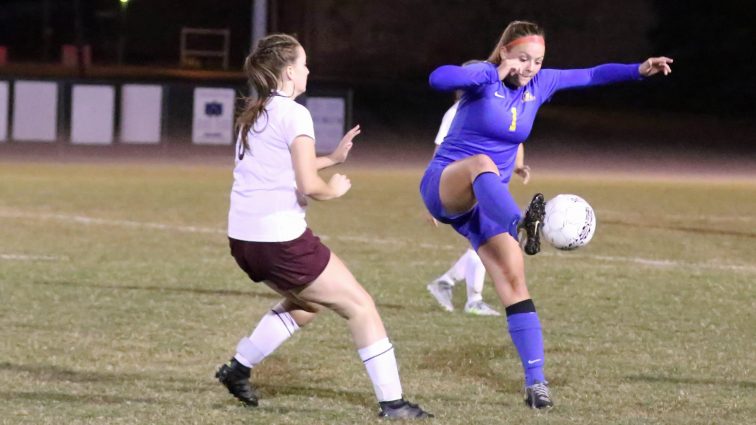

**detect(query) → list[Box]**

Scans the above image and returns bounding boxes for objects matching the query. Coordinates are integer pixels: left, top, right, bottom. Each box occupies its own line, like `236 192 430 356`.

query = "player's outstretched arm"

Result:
316 125 361 170
547 57 673 95
292 136 351 201
638 56 673 77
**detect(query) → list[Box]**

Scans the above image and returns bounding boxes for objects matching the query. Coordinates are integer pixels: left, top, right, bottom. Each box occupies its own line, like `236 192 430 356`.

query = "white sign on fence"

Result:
71 85 115 145
12 81 58 142
121 84 163 144
0 82 7 142
192 88 235 145
306 96 346 155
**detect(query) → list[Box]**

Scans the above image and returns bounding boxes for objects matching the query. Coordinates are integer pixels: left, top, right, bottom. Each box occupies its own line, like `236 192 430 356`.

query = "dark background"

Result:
1 0 754 158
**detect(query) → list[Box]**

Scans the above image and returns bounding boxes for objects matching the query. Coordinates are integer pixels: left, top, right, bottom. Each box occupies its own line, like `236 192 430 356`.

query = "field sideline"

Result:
0 160 754 424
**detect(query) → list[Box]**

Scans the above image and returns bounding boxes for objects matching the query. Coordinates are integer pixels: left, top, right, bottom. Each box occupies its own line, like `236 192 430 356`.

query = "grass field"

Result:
0 160 754 424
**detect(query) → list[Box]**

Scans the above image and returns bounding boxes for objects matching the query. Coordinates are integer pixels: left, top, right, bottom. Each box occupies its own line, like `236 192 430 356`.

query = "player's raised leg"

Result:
440 155 521 238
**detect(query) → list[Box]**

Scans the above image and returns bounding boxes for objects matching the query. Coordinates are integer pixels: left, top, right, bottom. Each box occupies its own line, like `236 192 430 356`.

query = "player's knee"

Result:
324 289 377 321
277 300 320 326
494 266 526 291
507 273 528 295
345 292 380 322
290 309 319 327
351 290 378 316
282 298 320 314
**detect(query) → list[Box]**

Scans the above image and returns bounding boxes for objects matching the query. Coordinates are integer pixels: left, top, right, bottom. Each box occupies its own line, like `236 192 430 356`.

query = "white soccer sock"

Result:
441 250 469 285
358 337 403 402
234 305 300 368
465 249 486 303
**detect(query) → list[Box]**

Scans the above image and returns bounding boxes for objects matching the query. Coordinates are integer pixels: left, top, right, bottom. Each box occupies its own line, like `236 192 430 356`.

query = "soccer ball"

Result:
541 194 596 250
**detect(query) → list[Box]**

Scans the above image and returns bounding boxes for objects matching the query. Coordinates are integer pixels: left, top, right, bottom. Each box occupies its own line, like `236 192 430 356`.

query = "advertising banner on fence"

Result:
121 84 163 144
12 81 58 142
71 84 115 145
192 88 235 145
306 96 346 155
0 81 7 142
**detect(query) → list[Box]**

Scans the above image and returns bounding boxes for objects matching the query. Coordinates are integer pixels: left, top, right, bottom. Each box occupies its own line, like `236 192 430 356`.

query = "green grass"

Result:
0 161 754 424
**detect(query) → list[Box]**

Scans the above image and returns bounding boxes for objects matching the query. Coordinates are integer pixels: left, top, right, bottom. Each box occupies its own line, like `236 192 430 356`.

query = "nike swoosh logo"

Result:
527 359 542 365
494 91 506 99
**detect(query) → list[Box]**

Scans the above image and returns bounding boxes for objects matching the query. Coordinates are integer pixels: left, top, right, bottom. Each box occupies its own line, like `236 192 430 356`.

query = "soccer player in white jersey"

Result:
427 91 531 316
215 33 431 419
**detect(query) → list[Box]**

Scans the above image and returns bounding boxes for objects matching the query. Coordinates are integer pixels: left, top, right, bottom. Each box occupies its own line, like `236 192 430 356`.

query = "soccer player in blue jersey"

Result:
427 84 531 316
420 20 672 409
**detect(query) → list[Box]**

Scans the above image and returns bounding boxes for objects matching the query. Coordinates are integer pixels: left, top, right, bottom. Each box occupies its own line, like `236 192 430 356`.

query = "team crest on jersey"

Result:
522 91 536 102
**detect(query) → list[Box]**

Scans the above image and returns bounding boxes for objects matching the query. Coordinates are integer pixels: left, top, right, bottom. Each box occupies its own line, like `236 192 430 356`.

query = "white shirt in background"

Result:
433 101 459 145
228 94 315 242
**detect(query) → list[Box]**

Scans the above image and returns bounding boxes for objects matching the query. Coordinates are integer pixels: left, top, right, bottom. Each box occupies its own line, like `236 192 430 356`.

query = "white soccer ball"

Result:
541 194 596 250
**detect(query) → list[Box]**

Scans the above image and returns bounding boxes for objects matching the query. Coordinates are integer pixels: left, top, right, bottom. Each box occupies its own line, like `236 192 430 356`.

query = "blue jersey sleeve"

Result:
537 63 642 102
429 62 498 92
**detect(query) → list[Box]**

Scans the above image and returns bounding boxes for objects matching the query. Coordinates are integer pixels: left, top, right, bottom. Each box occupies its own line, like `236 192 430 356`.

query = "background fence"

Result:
0 76 351 155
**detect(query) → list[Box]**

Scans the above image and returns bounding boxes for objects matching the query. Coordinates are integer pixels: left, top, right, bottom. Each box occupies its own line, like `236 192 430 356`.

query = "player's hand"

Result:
504 57 521 76
328 173 351 197
639 57 673 77
329 125 361 164
514 164 531 184
497 57 523 80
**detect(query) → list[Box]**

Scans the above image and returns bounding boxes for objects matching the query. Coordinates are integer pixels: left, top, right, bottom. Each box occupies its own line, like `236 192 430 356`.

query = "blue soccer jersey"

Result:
428 62 641 181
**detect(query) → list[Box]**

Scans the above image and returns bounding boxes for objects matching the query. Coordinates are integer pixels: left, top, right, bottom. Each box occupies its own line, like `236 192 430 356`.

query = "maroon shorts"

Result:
229 228 331 291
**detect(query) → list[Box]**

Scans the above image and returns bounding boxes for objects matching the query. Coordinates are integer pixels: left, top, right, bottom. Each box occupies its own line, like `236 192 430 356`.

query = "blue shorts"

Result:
420 164 521 250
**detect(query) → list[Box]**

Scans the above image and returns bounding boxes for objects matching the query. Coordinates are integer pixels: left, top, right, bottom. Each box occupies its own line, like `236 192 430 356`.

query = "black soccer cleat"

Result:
520 193 546 256
215 358 259 407
524 382 553 409
378 398 434 419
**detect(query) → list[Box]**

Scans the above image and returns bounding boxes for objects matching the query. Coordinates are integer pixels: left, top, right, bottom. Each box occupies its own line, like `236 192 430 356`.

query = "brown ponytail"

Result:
237 33 301 150
487 21 545 65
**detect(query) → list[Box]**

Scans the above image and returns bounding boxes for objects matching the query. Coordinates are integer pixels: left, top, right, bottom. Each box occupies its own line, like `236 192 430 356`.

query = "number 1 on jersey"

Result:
509 107 517 132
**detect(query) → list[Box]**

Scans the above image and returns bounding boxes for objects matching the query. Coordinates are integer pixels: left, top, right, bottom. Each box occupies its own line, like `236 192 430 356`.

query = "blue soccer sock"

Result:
506 299 546 386
472 172 520 237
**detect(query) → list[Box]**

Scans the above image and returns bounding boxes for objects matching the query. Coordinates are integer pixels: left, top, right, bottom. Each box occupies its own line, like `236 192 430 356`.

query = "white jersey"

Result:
433 101 459 145
228 93 315 242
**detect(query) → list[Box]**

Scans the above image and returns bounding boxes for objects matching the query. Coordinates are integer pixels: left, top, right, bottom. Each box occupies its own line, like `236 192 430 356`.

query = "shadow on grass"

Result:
32 279 281 299
625 374 755 389
2 361 149 384
257 383 374 408
31 279 411 310
417 342 559 395
376 302 436 312
0 390 160 405
2 361 376 411
210 402 342 416
0 361 207 395
245 356 371 407
256 382 500 413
